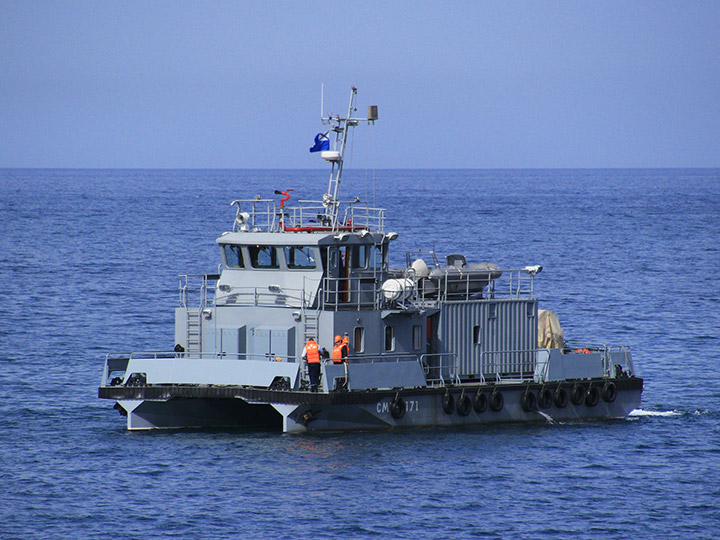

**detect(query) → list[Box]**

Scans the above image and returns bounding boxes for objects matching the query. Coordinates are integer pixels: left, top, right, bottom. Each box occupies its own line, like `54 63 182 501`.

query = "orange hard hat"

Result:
335 335 342 343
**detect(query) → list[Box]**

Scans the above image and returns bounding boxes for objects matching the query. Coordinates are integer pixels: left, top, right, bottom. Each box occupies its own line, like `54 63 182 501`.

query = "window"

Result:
353 327 364 353
473 325 481 344
320 248 328 271
371 245 385 269
285 246 316 269
413 325 422 351
384 325 394 351
352 245 368 269
249 245 278 269
223 245 244 268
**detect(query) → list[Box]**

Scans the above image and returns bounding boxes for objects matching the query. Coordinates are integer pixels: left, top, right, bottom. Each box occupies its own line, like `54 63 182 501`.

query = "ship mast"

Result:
319 86 377 226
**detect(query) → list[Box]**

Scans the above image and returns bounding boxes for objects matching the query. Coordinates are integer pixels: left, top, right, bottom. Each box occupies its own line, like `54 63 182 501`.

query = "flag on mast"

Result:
309 132 330 153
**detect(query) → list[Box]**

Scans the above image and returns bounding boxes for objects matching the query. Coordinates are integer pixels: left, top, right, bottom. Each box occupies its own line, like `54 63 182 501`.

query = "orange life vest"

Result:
306 340 320 363
332 344 344 362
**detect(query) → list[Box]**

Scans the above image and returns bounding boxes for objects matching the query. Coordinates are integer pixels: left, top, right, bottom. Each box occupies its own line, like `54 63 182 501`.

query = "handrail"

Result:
214 286 319 308
179 274 218 308
321 275 383 311
231 198 386 233
563 341 634 377
343 353 418 365
420 353 460 386
480 348 538 384
387 267 538 311
101 352 300 387
105 351 300 362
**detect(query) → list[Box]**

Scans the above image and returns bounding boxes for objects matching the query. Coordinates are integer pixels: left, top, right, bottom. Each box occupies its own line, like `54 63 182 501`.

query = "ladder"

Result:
303 308 320 342
186 308 201 354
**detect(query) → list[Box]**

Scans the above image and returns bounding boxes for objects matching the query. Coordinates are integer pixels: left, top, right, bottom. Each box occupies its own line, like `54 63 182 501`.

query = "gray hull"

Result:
102 377 643 433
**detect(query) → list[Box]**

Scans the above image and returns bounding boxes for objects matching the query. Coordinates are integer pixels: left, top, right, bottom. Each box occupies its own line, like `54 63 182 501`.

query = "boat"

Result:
98 87 643 432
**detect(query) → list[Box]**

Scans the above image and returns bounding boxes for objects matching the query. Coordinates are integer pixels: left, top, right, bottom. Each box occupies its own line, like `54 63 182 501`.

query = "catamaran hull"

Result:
102 377 642 433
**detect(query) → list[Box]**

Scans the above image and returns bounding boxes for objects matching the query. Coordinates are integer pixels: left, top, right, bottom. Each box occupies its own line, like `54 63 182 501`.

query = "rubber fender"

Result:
442 392 455 414
390 397 406 419
585 385 600 407
473 391 488 413
538 386 554 409
456 394 472 416
521 390 538 412
602 382 617 403
554 386 568 408
489 390 504 412
571 384 587 405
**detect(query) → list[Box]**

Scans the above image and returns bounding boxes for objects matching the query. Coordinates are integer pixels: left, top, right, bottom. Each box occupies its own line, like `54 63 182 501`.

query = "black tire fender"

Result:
585 385 600 407
473 391 488 413
390 396 406 419
521 389 537 412
538 386 554 409
602 381 617 403
571 384 587 406
489 390 504 412
554 385 568 408
456 394 472 416
442 392 455 414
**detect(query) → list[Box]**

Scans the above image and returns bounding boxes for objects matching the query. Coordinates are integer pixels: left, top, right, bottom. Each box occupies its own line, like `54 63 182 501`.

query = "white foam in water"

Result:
536 410 555 423
628 409 680 418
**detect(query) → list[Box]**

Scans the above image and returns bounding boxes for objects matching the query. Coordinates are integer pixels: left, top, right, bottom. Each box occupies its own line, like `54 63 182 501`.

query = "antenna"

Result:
315 86 377 228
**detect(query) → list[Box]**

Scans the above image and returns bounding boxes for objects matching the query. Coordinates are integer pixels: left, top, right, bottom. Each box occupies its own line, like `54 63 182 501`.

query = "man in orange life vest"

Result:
331 335 349 364
302 338 321 392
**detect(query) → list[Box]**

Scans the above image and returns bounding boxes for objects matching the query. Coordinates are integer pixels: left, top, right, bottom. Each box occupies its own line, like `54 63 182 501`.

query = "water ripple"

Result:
2 169 720 539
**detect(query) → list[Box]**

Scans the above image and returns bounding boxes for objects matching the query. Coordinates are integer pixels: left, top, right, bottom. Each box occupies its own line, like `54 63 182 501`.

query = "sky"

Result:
1 1 719 169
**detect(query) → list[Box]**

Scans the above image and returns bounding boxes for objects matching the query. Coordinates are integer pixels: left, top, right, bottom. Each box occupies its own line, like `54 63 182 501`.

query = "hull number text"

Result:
377 400 419 414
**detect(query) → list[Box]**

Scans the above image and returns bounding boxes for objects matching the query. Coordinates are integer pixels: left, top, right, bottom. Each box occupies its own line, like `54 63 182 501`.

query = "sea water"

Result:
0 169 718 539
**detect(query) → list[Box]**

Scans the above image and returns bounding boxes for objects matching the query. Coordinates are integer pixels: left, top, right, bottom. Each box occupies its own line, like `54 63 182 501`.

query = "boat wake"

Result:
535 410 555 424
628 409 681 418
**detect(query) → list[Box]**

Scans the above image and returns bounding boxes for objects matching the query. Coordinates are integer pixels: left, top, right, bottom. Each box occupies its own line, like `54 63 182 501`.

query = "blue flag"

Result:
309 132 330 153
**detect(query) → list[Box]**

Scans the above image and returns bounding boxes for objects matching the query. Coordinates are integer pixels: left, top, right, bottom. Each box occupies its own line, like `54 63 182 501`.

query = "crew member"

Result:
302 338 321 392
342 333 350 359
331 335 345 364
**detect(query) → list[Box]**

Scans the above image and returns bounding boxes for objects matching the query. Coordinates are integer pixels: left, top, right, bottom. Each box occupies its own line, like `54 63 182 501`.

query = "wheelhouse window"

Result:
384 325 394 351
223 245 244 268
371 245 385 270
249 245 279 269
352 245 368 269
285 246 316 269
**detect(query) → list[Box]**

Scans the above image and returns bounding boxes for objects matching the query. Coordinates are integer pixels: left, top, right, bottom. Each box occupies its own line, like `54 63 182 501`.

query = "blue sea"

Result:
1 168 719 539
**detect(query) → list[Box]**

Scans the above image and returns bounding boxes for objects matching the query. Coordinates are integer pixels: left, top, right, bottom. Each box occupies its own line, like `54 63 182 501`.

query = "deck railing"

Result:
420 353 460 386
101 351 299 387
179 274 218 308
388 267 538 311
563 342 635 377
178 267 538 314
231 198 386 233
480 348 538 384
